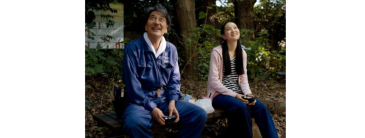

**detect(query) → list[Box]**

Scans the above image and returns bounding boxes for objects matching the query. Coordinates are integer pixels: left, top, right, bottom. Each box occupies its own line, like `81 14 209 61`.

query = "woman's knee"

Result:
232 100 249 112
253 100 270 112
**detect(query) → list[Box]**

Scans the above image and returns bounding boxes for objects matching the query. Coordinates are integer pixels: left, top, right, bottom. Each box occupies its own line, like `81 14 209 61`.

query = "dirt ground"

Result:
85 77 286 138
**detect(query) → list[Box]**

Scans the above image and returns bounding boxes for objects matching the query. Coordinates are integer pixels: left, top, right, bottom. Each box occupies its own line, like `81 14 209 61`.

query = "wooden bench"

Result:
93 99 284 137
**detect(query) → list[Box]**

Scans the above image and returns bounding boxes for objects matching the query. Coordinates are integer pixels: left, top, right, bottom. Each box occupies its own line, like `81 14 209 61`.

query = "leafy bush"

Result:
254 0 286 50
179 23 220 81
240 29 286 80
85 20 127 86
178 8 221 81
195 24 221 81
85 45 124 86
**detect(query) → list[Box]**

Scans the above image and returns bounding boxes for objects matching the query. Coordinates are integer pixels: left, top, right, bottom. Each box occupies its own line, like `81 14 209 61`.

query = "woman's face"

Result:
222 22 240 42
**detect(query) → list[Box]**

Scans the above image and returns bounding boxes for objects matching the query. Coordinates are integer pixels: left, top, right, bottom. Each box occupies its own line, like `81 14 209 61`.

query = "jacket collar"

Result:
143 32 166 58
213 45 223 58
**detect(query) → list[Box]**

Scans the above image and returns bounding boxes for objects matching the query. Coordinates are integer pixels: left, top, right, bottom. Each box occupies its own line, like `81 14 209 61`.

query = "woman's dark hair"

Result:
221 22 244 76
144 3 171 29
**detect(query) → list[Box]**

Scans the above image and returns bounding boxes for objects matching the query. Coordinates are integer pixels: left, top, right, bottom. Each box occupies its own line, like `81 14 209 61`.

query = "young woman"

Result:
206 22 278 138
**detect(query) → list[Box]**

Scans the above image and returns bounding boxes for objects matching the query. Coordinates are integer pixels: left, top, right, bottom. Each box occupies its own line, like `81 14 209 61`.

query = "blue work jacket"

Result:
122 36 183 112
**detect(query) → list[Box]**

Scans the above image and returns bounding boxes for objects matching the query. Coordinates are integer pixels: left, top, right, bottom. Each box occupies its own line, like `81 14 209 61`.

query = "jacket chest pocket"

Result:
161 62 173 70
160 61 174 82
138 60 153 76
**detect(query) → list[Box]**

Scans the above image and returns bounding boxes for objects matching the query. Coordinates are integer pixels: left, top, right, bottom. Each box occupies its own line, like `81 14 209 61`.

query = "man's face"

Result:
145 11 168 38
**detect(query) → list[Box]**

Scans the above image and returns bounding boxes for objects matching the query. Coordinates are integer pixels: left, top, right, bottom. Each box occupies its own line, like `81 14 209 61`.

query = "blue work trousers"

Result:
122 90 207 138
213 94 278 138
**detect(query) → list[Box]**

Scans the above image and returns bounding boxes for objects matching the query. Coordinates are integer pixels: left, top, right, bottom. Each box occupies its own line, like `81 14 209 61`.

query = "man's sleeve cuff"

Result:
144 101 157 112
168 94 179 102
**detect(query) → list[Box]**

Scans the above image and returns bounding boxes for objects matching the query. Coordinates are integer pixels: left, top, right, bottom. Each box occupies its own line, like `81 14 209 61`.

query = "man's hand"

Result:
168 100 180 123
235 94 249 105
151 107 165 125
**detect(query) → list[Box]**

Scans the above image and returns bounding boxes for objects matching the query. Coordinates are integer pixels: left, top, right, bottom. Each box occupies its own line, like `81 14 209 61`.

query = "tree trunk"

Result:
234 0 256 30
175 0 198 79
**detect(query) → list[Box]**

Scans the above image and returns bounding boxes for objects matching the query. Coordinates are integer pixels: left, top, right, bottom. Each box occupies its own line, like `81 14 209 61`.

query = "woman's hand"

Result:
235 94 249 105
246 94 256 106
246 93 255 98
248 99 256 106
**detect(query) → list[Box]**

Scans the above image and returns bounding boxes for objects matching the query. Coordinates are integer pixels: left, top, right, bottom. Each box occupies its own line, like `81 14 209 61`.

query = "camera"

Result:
164 115 177 122
242 96 255 103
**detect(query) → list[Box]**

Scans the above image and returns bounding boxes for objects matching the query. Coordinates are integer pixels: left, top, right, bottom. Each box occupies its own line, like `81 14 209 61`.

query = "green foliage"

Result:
179 23 220 81
240 29 286 80
86 0 117 28
216 1 235 24
254 0 286 49
85 44 124 86
85 0 125 85
196 24 221 80
199 11 208 20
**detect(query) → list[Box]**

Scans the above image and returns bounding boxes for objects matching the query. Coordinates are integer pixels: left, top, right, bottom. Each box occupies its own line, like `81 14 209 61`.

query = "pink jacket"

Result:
206 45 252 99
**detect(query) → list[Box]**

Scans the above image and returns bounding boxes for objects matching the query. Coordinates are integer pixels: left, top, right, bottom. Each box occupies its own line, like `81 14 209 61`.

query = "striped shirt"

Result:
222 57 241 92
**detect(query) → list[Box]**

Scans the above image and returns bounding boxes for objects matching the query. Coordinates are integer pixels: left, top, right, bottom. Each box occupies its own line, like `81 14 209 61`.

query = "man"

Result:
122 3 207 138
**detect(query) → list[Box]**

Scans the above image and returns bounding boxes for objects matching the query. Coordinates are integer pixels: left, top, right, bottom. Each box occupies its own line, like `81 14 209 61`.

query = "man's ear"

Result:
163 27 168 34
